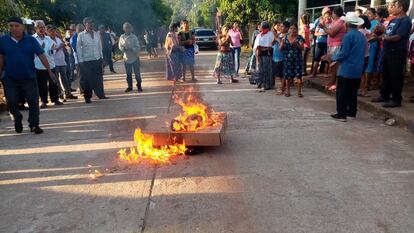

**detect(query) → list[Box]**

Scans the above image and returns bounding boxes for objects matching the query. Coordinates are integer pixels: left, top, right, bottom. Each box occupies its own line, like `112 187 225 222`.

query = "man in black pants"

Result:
33 20 63 108
330 12 367 122
76 17 107 103
372 0 412 108
0 17 56 134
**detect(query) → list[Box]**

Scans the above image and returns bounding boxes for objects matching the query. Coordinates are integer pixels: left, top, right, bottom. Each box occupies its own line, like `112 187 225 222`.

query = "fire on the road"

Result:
118 87 221 164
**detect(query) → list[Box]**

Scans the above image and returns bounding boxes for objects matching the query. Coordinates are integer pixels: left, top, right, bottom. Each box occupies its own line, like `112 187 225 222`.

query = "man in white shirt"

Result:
118 22 142 92
48 25 77 101
76 17 106 103
253 21 275 91
33 20 63 108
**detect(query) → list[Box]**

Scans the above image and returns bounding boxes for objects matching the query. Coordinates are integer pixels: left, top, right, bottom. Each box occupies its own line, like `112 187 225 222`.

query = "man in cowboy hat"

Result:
330 12 367 122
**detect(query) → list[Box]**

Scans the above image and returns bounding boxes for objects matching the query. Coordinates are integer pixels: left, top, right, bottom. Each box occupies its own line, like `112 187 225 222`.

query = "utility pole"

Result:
298 0 307 21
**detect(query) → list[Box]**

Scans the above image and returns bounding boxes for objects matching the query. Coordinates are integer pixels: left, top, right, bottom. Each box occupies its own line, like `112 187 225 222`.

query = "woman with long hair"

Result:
213 25 238 84
299 13 311 76
165 22 183 82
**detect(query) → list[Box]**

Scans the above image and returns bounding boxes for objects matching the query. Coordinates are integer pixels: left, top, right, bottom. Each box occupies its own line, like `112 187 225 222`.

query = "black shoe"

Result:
40 103 47 109
331 114 347 122
125 87 133 93
110 70 116 73
70 88 77 92
382 101 401 108
137 84 143 92
54 101 64 106
30 125 44 134
85 99 92 104
99 96 110 99
67 95 78 99
371 96 388 103
19 105 29 111
14 121 23 133
409 96 414 103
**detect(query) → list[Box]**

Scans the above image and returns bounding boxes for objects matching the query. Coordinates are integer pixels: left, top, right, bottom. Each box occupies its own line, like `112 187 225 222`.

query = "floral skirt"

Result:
213 51 235 78
166 52 182 81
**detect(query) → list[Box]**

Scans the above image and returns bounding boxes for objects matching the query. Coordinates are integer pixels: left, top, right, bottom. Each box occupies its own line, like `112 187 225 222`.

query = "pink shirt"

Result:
327 19 346 47
300 25 311 48
228 28 242 48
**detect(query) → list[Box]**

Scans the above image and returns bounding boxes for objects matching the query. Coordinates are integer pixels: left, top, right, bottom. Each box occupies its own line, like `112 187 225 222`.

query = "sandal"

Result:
276 89 284 95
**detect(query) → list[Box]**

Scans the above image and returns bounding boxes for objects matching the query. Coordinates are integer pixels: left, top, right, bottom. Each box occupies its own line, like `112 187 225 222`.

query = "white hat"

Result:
340 12 364 26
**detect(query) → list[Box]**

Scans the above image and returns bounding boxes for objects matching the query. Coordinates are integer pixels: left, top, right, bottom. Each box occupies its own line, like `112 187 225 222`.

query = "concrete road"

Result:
0 50 413 233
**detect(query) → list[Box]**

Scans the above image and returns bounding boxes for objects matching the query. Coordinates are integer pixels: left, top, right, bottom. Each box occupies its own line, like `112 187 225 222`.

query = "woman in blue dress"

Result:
165 22 183 81
280 23 305 97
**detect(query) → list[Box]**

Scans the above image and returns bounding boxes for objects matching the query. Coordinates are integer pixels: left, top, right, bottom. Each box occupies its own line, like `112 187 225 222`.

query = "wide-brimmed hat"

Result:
340 12 364 26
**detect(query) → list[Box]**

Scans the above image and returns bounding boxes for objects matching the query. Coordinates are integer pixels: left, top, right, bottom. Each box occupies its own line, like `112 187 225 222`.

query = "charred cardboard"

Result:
142 112 227 146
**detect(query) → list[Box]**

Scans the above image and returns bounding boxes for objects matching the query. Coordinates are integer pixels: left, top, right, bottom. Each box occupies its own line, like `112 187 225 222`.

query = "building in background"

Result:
300 0 388 21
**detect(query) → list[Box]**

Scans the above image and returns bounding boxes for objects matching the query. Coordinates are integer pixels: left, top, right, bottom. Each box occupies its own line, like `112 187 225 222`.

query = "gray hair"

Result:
34 20 45 28
76 23 84 32
83 17 93 25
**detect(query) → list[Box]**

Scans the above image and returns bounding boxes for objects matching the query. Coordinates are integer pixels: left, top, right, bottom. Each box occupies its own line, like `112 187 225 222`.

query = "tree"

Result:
218 0 298 25
1 0 172 34
0 0 22 32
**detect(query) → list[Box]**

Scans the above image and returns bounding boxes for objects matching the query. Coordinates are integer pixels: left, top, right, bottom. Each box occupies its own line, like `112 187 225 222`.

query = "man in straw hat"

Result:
330 12 367 122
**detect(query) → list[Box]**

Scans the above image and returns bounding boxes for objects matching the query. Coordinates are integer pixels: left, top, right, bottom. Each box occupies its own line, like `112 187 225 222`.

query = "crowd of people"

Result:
212 0 412 122
0 16 143 134
0 0 412 134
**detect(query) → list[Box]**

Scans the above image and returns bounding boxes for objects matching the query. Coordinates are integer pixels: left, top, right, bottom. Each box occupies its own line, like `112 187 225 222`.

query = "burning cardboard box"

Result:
118 86 227 164
142 112 227 146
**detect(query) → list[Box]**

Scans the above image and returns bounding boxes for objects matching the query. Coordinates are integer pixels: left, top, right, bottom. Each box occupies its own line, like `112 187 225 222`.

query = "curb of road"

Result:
305 78 414 133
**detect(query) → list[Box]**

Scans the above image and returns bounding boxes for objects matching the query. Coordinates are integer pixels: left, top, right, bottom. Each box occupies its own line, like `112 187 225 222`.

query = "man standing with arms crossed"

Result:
0 17 56 134
118 22 142 93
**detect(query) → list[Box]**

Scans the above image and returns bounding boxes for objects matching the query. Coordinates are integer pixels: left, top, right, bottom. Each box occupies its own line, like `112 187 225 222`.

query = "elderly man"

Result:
330 12 367 122
0 17 56 134
33 20 62 108
76 17 107 103
118 22 142 92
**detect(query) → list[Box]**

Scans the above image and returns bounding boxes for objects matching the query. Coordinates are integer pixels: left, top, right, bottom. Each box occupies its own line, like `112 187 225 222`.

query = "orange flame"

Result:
171 87 220 132
119 87 220 164
118 129 186 164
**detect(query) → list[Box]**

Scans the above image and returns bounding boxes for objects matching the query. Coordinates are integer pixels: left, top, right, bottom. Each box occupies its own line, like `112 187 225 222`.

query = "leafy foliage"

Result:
218 0 298 25
1 0 172 34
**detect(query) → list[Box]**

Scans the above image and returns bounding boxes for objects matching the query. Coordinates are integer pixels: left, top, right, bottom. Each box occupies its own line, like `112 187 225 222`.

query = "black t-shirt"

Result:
179 31 194 49
384 16 412 53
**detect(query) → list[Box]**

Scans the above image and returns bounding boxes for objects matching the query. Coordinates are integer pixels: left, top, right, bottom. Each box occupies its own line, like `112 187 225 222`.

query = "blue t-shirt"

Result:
272 40 283 62
0 33 44 80
384 16 412 53
332 28 367 79
313 18 328 44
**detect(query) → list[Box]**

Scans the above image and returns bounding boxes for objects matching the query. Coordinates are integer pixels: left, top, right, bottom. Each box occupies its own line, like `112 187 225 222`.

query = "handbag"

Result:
194 43 199 54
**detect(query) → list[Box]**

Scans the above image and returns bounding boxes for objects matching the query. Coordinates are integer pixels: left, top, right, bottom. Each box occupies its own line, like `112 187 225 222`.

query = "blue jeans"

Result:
232 47 241 74
2 78 40 127
125 60 142 88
